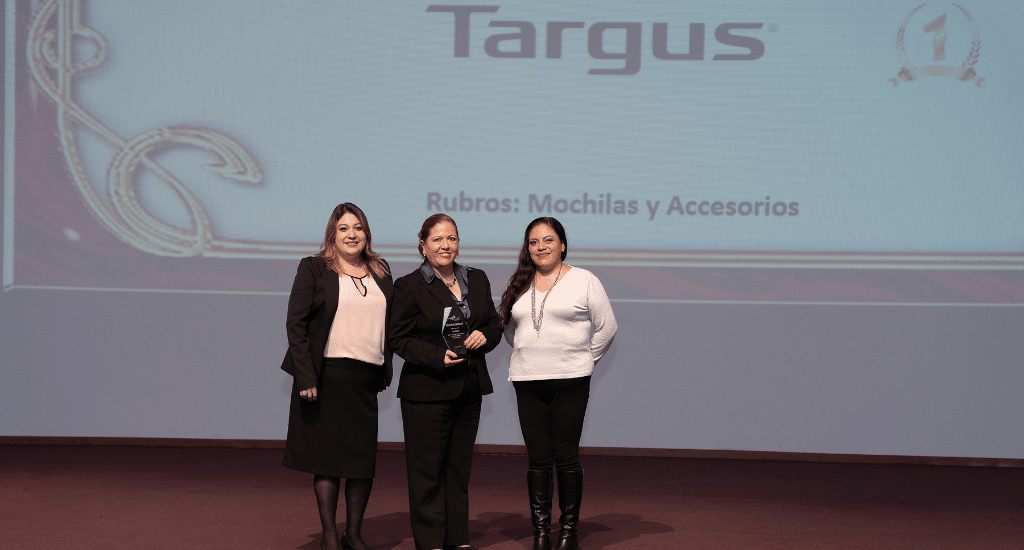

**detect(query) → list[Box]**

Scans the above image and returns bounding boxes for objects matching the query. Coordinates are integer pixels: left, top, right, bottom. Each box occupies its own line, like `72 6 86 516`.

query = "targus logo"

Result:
427 5 766 75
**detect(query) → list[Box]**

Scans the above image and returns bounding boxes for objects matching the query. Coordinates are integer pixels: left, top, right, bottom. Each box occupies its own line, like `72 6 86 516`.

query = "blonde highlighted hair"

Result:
317 203 389 278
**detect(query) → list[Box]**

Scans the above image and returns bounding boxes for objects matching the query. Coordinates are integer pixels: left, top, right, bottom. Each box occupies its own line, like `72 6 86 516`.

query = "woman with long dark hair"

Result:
498 217 617 550
281 203 393 550
389 213 503 550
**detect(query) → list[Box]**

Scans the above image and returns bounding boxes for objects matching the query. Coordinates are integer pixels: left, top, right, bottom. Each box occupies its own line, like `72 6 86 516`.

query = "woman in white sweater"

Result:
498 217 617 550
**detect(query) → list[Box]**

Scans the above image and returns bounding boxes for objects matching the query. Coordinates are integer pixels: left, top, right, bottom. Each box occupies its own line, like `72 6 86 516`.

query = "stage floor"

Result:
1 446 1022 549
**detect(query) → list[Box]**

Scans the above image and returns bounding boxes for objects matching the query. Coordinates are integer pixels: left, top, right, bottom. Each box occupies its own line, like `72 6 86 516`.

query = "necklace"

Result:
434 268 457 288
338 260 369 297
348 274 368 297
531 265 563 334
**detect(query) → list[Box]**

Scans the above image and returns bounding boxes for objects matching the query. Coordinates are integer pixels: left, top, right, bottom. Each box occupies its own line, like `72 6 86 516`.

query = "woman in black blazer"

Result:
281 203 393 550
389 213 503 550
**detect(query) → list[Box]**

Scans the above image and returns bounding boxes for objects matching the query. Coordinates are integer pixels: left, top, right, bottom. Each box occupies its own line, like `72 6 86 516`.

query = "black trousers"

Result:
513 376 591 471
401 388 482 550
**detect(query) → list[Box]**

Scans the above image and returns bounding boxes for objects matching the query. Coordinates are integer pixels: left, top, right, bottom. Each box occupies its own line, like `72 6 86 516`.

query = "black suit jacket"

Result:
280 256 394 391
389 263 502 401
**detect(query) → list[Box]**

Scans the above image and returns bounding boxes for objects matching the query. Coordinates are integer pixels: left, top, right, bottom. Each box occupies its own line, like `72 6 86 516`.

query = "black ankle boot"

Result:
554 469 583 550
527 469 553 550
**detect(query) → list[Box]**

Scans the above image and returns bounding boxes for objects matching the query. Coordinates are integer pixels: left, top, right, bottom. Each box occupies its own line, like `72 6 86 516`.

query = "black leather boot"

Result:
527 469 553 550
554 469 583 550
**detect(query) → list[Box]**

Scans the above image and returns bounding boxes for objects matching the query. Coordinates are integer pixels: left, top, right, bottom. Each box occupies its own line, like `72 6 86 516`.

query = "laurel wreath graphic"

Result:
894 2 982 85
895 3 927 69
954 3 981 70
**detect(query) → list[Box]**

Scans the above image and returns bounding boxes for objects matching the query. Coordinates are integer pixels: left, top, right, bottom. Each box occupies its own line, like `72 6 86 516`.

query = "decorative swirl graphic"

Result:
25 0 315 258
107 126 262 256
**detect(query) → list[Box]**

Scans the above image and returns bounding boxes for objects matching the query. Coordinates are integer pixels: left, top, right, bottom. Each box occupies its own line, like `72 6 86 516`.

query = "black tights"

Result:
313 475 373 550
513 376 591 472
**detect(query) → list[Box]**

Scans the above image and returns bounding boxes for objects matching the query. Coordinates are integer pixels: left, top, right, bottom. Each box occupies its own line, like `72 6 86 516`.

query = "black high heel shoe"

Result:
339 534 355 550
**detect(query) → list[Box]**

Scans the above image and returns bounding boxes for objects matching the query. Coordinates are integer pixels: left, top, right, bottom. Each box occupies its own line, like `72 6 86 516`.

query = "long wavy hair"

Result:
498 217 568 328
316 203 389 278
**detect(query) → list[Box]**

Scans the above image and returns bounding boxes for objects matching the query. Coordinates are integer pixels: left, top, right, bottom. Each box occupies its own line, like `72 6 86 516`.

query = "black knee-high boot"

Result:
554 469 583 550
527 469 553 550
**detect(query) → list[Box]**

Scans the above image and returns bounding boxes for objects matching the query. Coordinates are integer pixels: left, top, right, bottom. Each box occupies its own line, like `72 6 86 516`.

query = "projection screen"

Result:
3 0 1023 459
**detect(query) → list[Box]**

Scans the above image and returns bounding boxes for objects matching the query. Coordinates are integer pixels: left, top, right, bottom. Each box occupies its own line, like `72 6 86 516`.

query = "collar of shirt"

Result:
419 260 471 318
419 259 469 291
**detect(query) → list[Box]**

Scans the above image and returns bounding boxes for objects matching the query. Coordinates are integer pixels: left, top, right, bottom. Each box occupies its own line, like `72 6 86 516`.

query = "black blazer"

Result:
389 263 502 401
280 256 394 391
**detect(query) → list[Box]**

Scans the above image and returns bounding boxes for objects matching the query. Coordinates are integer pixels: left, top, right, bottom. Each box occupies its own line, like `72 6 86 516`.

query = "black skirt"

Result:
283 358 384 478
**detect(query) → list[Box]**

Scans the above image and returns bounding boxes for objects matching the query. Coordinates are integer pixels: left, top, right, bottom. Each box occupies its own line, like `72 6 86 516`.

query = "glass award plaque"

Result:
442 306 469 357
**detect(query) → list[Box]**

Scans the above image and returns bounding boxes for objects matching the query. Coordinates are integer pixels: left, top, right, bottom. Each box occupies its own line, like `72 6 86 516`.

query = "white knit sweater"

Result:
505 267 617 381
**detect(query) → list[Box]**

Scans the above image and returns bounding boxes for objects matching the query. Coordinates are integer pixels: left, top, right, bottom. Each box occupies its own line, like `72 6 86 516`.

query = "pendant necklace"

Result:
341 264 369 297
531 265 563 334
434 268 458 288
349 274 368 297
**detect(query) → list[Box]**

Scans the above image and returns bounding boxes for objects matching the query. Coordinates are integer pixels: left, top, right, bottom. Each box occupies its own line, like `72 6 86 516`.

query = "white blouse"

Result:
324 274 387 365
505 267 617 381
